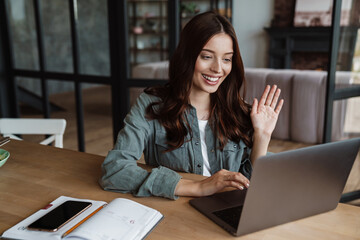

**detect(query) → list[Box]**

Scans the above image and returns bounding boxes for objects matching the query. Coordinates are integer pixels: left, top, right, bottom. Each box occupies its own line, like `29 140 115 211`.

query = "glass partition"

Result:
6 0 39 70
334 0 360 141
77 0 110 76
40 0 73 73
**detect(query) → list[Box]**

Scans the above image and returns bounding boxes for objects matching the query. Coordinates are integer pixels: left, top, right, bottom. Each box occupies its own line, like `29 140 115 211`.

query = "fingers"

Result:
198 170 250 196
265 85 277 106
260 85 283 112
251 98 258 115
270 88 281 108
223 172 250 190
275 99 284 114
258 85 270 106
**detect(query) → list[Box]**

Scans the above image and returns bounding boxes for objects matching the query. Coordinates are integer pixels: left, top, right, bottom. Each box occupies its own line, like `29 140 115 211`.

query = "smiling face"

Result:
190 33 233 98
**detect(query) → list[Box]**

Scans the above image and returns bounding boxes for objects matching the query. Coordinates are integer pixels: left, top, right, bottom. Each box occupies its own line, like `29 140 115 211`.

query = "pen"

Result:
62 205 104 238
0 137 10 147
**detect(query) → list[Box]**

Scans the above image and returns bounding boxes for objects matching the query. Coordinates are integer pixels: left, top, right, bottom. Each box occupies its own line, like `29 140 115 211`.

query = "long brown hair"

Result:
145 11 253 151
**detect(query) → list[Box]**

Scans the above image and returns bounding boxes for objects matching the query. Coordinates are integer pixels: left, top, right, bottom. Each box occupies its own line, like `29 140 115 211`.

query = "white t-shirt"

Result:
198 120 211 176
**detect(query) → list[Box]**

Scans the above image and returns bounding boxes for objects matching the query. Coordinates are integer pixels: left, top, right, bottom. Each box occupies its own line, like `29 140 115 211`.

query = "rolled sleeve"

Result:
136 166 182 200
99 93 183 200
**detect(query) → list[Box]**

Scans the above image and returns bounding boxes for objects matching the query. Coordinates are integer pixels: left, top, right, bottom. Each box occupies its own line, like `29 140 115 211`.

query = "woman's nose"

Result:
210 59 221 73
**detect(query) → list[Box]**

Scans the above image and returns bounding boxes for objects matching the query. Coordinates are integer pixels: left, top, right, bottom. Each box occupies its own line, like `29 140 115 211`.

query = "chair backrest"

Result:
0 118 67 148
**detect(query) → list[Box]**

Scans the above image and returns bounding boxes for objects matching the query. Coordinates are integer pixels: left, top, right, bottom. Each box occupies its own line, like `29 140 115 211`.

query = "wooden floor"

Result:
21 85 360 206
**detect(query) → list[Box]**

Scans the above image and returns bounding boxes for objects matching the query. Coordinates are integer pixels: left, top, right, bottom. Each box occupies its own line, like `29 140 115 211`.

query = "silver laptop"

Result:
189 138 360 236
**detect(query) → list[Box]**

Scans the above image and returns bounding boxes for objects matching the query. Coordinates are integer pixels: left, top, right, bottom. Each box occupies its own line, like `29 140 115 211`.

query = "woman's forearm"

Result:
174 179 201 197
250 131 271 164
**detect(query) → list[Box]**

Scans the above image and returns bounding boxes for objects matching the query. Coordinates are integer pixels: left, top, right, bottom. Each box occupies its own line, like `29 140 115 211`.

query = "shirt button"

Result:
233 145 237 148
211 149 215 153
197 164 201 168
195 142 199 145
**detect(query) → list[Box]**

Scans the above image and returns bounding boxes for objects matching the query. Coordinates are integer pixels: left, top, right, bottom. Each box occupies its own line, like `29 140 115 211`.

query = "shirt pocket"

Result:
154 131 191 172
222 140 244 171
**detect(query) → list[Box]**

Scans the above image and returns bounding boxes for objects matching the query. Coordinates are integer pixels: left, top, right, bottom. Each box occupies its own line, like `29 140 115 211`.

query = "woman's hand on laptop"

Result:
175 169 250 197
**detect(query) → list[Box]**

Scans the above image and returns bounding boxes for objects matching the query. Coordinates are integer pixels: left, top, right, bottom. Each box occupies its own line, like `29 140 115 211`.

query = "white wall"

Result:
232 0 275 68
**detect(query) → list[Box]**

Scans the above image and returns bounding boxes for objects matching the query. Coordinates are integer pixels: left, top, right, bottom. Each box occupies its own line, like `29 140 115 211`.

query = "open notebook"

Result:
2 196 163 240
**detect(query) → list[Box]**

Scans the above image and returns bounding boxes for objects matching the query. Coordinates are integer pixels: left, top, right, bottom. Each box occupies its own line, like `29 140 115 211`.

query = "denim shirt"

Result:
99 93 253 200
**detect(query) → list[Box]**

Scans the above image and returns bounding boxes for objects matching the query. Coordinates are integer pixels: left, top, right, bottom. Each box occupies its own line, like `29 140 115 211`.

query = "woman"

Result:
100 11 283 200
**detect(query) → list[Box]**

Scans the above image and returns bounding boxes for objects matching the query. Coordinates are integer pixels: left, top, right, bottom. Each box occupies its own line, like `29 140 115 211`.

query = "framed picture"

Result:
293 0 353 27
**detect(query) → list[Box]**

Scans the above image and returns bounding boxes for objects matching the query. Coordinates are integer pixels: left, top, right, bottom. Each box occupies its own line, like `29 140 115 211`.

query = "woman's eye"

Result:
201 55 212 60
224 58 232 62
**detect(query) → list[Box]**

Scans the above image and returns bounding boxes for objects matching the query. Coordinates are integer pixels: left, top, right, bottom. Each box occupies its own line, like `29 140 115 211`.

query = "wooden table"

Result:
1 140 359 239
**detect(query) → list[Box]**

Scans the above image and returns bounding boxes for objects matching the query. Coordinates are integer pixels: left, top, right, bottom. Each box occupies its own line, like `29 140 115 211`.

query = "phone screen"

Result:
27 200 92 232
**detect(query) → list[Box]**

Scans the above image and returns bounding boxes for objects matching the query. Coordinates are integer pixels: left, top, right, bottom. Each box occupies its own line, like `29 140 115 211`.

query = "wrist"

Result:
174 179 201 197
251 131 271 164
253 130 271 143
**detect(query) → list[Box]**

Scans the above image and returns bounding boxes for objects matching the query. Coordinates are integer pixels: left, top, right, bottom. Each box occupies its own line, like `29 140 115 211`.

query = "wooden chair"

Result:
0 118 66 148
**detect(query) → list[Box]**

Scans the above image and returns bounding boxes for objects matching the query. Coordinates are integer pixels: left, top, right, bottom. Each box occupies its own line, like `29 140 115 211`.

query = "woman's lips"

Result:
202 74 221 85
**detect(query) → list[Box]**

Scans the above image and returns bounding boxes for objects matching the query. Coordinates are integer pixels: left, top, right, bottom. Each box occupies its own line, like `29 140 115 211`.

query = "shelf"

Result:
129 16 167 20
128 0 167 3
265 26 358 70
181 0 212 2
130 47 167 52
128 0 233 71
130 31 167 35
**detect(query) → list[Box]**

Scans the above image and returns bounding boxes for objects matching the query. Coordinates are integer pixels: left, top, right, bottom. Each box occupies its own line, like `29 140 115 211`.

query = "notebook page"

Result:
65 198 162 240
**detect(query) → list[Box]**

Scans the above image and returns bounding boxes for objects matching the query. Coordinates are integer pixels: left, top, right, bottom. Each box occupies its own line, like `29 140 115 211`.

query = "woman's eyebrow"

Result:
201 49 234 55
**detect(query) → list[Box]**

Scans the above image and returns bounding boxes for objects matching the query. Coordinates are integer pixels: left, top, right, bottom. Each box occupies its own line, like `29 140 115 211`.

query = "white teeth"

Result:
202 74 220 82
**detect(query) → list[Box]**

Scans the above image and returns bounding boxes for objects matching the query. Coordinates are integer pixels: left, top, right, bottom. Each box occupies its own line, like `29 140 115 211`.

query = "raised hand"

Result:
251 85 284 137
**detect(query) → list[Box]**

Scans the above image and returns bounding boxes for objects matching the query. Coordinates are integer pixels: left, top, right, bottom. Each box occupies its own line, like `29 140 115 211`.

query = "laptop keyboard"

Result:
212 205 243 229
